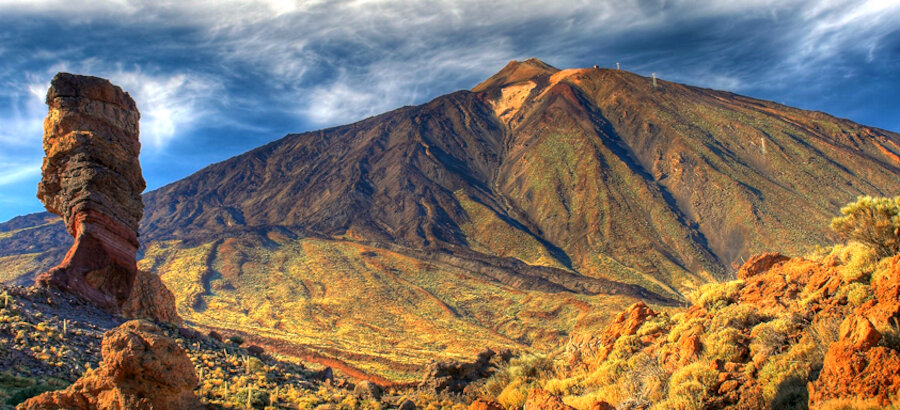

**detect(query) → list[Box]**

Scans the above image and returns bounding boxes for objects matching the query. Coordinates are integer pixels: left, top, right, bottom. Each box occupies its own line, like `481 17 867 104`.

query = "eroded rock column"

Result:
35 72 146 312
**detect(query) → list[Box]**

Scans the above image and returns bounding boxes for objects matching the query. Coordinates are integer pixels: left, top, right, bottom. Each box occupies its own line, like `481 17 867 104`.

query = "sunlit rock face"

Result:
35 72 146 313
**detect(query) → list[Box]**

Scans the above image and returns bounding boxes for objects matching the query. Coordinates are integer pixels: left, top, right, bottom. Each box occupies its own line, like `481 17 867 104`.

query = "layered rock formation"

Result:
29 73 179 323
35 73 145 313
19 320 200 410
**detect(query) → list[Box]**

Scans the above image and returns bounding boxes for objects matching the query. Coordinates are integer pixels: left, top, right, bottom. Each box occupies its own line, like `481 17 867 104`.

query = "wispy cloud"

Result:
0 162 40 186
0 0 898 221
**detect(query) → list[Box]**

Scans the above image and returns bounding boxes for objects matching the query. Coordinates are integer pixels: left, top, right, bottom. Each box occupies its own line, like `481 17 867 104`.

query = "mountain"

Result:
3 58 900 381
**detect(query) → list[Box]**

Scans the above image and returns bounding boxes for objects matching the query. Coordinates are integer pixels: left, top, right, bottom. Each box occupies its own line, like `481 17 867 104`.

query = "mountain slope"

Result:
3 59 900 380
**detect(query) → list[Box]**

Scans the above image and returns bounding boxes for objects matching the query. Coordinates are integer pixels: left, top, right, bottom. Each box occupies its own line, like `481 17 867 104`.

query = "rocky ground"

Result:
473 246 900 409
0 284 518 409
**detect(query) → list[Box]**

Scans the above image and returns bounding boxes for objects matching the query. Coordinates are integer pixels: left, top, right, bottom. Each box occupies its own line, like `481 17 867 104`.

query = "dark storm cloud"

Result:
0 0 898 221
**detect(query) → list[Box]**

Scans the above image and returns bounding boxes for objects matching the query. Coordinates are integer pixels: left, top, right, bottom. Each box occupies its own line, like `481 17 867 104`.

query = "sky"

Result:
1 0 899 222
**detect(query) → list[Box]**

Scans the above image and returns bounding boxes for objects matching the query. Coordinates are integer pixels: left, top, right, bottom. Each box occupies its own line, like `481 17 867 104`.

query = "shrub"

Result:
637 313 671 337
656 361 718 410
838 282 872 306
880 318 900 351
480 353 552 398
544 375 584 396
757 341 815 406
496 377 531 409
749 316 798 361
827 242 878 282
694 280 743 311
830 196 900 258
667 317 707 344
620 352 668 404
709 304 762 330
228 335 245 345
704 327 746 362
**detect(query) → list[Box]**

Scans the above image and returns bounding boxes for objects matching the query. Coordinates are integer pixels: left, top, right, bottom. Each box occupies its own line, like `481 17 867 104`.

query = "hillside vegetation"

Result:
474 196 900 409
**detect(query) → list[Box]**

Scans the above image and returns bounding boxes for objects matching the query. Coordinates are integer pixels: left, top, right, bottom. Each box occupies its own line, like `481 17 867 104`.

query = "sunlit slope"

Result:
137 231 639 382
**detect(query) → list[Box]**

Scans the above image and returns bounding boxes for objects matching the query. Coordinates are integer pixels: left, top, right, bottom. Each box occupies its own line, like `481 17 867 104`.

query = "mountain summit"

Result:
3 60 900 380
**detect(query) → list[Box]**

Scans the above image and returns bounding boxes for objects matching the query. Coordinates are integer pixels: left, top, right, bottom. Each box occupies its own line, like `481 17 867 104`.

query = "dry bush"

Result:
830 196 900 259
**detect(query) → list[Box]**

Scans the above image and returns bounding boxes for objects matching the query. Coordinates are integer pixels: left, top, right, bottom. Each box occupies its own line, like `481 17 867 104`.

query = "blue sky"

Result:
1 0 899 222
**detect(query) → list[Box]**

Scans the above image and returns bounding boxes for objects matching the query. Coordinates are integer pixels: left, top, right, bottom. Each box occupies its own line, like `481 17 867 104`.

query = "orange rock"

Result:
737 253 789 279
19 320 199 410
468 398 503 410
590 400 615 410
839 315 881 350
808 315 900 407
120 270 181 324
677 334 700 364
524 388 575 410
599 302 656 347
867 255 900 326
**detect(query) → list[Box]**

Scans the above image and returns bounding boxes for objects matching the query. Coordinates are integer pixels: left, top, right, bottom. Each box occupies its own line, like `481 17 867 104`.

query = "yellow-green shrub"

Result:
704 327 745 362
835 282 873 306
749 316 797 361
497 377 532 409
827 242 878 282
694 280 743 311
709 304 761 330
830 196 900 259
654 361 718 410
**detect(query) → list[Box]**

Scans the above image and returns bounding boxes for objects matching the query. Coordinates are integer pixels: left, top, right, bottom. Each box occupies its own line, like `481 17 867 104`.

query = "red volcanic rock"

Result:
808 315 900 407
864 255 900 326
602 302 655 344
19 320 200 410
737 253 789 280
808 316 900 408
589 400 615 410
35 73 145 313
839 315 881 350
524 388 575 410
120 270 181 324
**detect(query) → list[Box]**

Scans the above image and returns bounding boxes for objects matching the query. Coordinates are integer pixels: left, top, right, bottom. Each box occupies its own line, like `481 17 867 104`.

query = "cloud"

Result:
0 0 898 222
21 61 221 149
0 162 40 186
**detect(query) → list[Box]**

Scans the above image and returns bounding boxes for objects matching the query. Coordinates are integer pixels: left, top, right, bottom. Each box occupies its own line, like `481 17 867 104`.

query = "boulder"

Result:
353 380 383 400
808 315 900 407
19 320 200 409
736 253 789 280
121 270 180 324
524 388 575 410
420 348 511 393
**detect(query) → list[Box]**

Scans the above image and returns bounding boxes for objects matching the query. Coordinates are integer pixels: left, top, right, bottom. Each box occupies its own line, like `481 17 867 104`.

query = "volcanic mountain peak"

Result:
472 58 560 92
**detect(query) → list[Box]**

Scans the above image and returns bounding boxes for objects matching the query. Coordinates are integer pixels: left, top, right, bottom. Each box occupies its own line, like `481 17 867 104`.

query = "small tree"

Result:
830 196 900 258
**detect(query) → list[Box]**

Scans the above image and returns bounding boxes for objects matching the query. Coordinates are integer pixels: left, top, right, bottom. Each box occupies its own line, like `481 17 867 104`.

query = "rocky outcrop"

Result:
121 270 181 324
524 388 575 410
566 302 657 364
736 253 790 280
420 348 511 393
808 315 900 407
19 320 200 410
35 73 145 313
862 254 900 326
